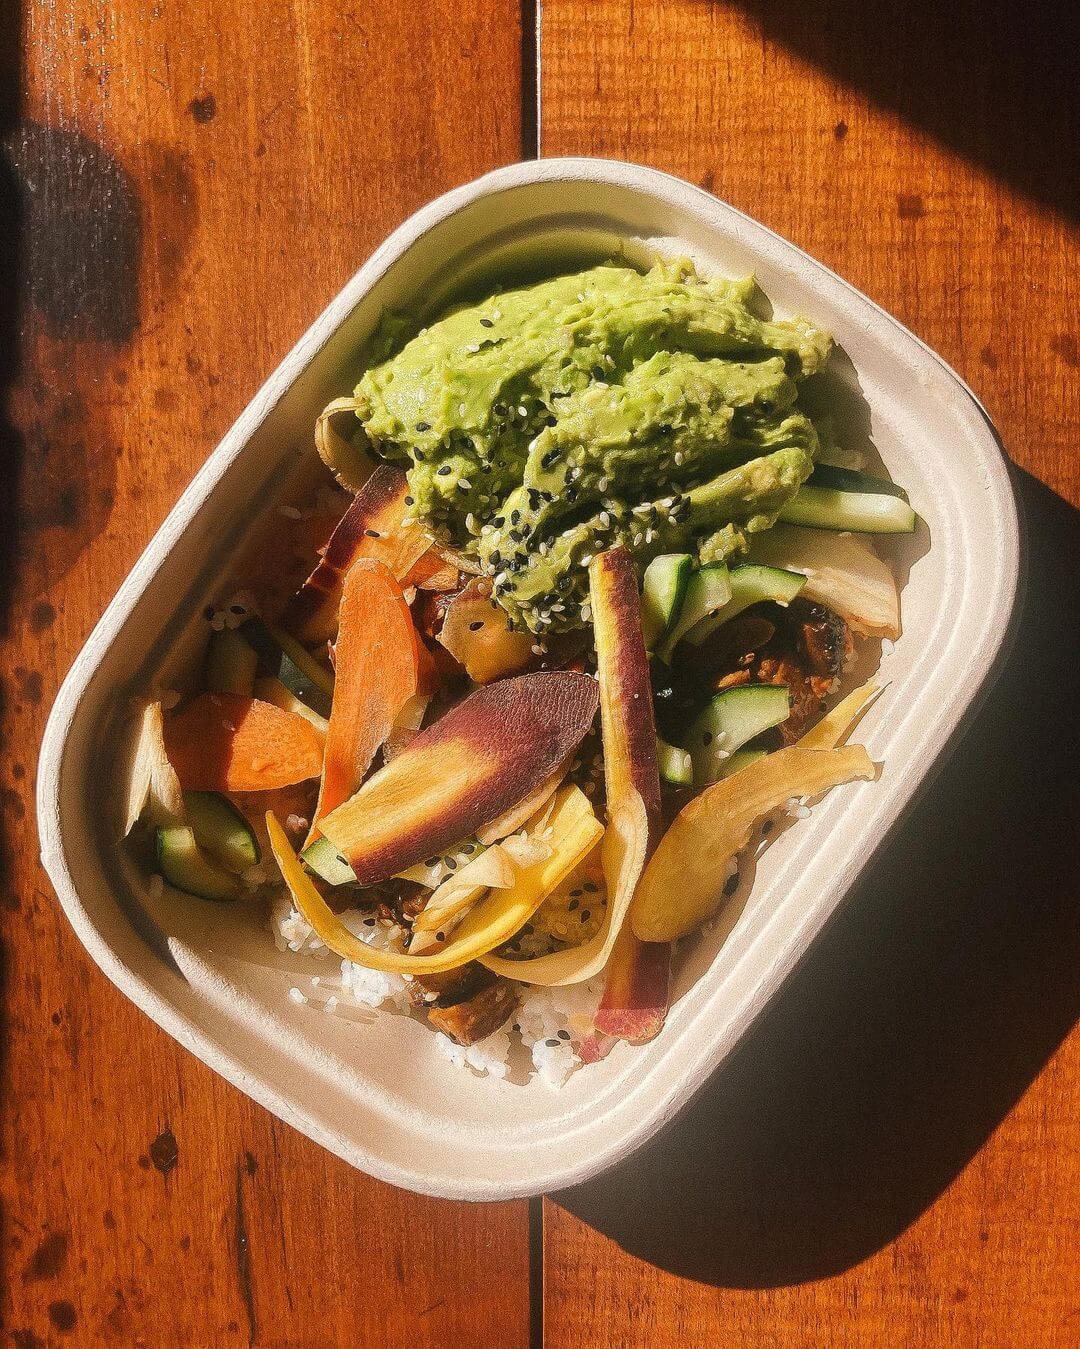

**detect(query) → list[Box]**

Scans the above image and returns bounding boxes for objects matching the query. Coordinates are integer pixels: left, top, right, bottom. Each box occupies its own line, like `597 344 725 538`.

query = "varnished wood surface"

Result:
1 3 530 1346
3 0 1078 1344
541 2 1079 1346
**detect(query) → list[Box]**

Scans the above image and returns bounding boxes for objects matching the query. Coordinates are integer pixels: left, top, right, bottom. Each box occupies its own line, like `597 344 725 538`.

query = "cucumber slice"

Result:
656 564 731 662
807 463 910 501
684 684 790 788
156 824 240 902
641 554 692 650
241 617 334 716
685 564 807 646
657 738 693 788
253 676 330 737
204 628 259 696
721 746 770 778
778 476 916 533
183 791 260 872
301 836 357 887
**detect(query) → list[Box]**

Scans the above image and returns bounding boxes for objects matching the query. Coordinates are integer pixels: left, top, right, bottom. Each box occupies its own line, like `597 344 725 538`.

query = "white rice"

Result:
267 899 605 1086
516 978 606 1087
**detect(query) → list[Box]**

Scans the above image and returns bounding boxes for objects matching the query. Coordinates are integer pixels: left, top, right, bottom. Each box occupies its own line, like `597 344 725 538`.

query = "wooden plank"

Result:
1 3 530 1346
540 2 1080 1345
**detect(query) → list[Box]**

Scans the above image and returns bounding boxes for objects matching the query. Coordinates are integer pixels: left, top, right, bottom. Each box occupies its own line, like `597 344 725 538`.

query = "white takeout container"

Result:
38 160 1020 1200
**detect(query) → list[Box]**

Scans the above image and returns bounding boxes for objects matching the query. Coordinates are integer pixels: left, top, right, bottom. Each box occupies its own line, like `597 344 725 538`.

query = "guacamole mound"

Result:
353 259 832 635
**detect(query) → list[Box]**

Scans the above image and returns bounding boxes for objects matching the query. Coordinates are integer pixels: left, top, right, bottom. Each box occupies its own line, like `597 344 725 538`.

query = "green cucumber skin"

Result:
641 554 692 650
656 738 693 787
684 684 790 788
301 836 357 887
809 463 909 501
183 791 260 871
156 825 240 902
657 563 731 662
241 618 334 716
685 564 806 646
722 747 770 778
204 629 259 697
778 484 916 533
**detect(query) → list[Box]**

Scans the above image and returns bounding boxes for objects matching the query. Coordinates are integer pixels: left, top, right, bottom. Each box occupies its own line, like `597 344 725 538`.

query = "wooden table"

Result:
3 2 1077 1344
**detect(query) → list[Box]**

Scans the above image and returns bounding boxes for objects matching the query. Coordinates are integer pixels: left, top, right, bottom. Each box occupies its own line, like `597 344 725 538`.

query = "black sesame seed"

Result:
480 318 494 328
404 495 415 506
490 549 502 566
229 604 245 615
415 421 431 432
492 515 505 527
437 465 452 476
541 450 560 470
445 858 457 871
436 932 446 942
762 819 775 836
363 917 376 927
414 449 426 461
557 1029 571 1041
723 871 739 897
568 888 583 898
580 910 591 922
510 510 521 526
545 1038 561 1048
583 882 599 894
468 620 485 631
567 898 579 911
702 731 714 747
592 365 605 381
364 529 381 538
425 857 440 868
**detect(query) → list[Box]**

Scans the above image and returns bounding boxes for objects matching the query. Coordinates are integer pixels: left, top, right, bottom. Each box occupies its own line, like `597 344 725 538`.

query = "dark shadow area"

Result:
556 466 1080 1286
727 0 1080 225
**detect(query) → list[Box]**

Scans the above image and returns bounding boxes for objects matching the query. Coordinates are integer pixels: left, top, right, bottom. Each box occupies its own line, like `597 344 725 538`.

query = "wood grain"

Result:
1 3 529 1346
540 2 1080 1345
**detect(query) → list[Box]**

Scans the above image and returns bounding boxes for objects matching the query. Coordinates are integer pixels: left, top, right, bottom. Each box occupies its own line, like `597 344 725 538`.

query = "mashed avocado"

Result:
353 259 831 635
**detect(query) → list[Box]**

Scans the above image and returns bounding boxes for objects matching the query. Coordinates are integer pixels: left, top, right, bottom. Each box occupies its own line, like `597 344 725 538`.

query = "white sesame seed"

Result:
674 451 685 465
458 478 472 490
466 343 480 353
517 405 528 417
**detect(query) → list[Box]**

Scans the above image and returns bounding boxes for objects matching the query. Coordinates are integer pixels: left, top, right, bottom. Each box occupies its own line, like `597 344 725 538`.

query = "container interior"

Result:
42 165 1016 1198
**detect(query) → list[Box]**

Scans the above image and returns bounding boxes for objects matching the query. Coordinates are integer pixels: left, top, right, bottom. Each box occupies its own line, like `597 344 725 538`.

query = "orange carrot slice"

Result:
308 559 423 838
282 465 431 643
163 694 324 793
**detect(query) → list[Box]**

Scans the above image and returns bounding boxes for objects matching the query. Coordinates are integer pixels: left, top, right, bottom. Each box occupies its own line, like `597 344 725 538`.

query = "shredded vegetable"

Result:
630 744 877 943
267 784 602 975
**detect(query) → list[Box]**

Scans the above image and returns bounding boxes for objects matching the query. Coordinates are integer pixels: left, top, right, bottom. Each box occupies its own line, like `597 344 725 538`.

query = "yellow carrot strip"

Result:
799 680 880 750
629 745 876 943
266 784 602 976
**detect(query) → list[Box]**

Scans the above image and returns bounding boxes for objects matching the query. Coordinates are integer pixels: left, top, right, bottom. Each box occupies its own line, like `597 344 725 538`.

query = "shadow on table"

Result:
726 0 1080 225
555 466 1080 1287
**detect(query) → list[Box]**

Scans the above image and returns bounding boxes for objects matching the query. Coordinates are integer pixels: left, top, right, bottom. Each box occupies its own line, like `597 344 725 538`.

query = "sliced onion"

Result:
748 524 899 637
314 397 374 491
122 701 185 837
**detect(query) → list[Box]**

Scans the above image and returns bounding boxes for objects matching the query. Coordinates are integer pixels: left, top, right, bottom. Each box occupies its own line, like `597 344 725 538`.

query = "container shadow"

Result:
555 466 1080 1287
726 0 1080 226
